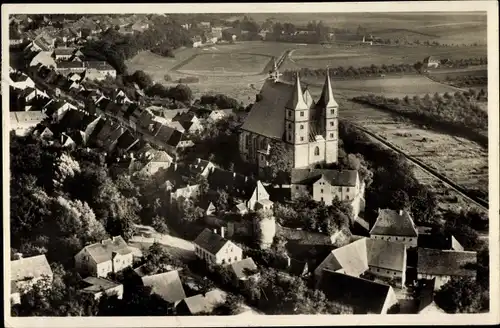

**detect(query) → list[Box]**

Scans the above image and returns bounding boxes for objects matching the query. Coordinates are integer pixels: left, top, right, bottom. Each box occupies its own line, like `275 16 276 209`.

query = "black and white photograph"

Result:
2 2 499 327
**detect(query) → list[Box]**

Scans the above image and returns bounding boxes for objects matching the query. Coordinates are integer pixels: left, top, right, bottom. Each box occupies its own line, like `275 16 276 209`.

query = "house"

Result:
200 200 216 216
11 254 53 298
316 269 399 314
207 109 235 123
291 168 365 217
53 47 76 61
84 61 117 80
181 23 192 30
418 232 465 251
173 112 204 134
43 100 77 122
9 72 35 90
134 149 173 176
10 111 47 136
191 35 203 48
228 257 258 281
79 277 124 300
370 209 418 247
194 228 243 265
210 26 224 39
60 132 76 149
176 289 226 315
423 56 440 68
29 51 57 68
74 236 134 277
141 270 186 306
33 126 54 139
286 256 310 277
199 21 211 30
55 60 86 74
417 248 477 290
170 184 201 205
24 33 55 52
185 158 216 179
113 89 132 104
314 237 407 288
131 20 150 33
240 70 339 169
205 32 219 44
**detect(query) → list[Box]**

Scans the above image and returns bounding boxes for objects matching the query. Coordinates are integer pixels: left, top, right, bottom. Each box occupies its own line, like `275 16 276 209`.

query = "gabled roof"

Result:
81 236 132 264
193 228 231 255
240 80 295 139
229 258 258 280
57 61 85 69
251 180 270 202
370 209 418 237
10 111 47 123
417 248 477 277
366 238 406 272
317 269 393 314
85 61 115 71
81 276 121 294
11 255 53 282
291 168 358 187
316 237 368 276
141 270 186 304
180 289 226 315
54 47 76 56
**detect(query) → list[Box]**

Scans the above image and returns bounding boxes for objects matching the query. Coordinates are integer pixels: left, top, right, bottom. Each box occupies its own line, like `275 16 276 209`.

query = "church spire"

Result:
285 72 308 110
317 68 338 108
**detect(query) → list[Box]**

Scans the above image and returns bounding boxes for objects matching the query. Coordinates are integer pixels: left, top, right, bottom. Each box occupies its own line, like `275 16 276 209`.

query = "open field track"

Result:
340 102 488 212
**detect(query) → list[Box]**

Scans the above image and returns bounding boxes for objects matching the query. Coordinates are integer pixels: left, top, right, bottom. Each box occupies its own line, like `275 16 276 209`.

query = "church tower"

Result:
284 73 310 168
316 69 339 164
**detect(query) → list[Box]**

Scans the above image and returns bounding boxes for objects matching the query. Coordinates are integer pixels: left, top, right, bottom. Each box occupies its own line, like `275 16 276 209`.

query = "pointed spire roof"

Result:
285 73 308 110
317 68 338 108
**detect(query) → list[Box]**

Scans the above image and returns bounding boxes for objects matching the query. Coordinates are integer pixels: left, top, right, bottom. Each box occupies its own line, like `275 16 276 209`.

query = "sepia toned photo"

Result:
2 2 499 327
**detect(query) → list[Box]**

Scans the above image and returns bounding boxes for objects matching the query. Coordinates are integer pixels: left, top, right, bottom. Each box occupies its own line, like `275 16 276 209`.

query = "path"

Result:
129 224 196 260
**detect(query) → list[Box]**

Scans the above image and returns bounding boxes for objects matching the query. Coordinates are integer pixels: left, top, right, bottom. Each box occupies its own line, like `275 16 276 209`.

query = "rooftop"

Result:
81 276 121 294
82 236 132 264
291 168 358 187
141 270 186 304
370 209 418 237
11 254 53 282
229 258 258 280
193 228 230 255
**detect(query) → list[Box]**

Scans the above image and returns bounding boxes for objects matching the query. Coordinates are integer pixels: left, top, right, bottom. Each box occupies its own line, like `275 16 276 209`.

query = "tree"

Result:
266 140 292 185
214 189 230 213
131 70 153 90
180 198 204 222
142 242 184 275
388 189 410 211
169 84 193 104
151 215 169 234
435 277 482 313
212 293 245 315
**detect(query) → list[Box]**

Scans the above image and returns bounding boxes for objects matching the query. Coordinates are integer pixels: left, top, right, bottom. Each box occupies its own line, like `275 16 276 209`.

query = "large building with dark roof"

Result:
239 68 339 170
370 209 418 247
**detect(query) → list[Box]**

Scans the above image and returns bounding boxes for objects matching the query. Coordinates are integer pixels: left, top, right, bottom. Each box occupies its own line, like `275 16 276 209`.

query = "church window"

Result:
330 109 335 115
314 146 320 156
300 124 304 129
288 123 291 129
346 195 350 200
321 189 324 193
260 139 266 149
300 111 304 117
346 188 350 192
288 111 292 118
330 121 334 126
321 197 324 202
330 133 334 138
288 134 292 141
300 137 304 141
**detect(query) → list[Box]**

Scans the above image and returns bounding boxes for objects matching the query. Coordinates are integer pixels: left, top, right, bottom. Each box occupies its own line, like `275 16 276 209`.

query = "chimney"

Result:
220 226 225 239
286 254 291 268
399 209 404 216
197 158 201 164
213 228 217 235
233 172 236 178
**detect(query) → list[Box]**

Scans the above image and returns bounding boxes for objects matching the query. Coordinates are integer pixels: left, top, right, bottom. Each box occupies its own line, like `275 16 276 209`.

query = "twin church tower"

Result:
239 64 339 170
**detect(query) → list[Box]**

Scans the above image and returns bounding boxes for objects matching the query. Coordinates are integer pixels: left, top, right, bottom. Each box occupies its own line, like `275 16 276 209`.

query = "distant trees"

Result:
145 83 193 104
131 70 153 90
199 94 243 111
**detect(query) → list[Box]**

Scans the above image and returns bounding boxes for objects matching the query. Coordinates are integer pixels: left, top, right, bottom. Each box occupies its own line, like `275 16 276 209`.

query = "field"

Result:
340 101 488 212
228 12 487 45
177 53 272 75
299 75 462 99
284 44 487 70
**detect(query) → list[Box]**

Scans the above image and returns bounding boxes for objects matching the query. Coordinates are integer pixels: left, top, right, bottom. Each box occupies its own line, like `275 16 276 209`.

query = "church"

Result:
239 67 339 169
